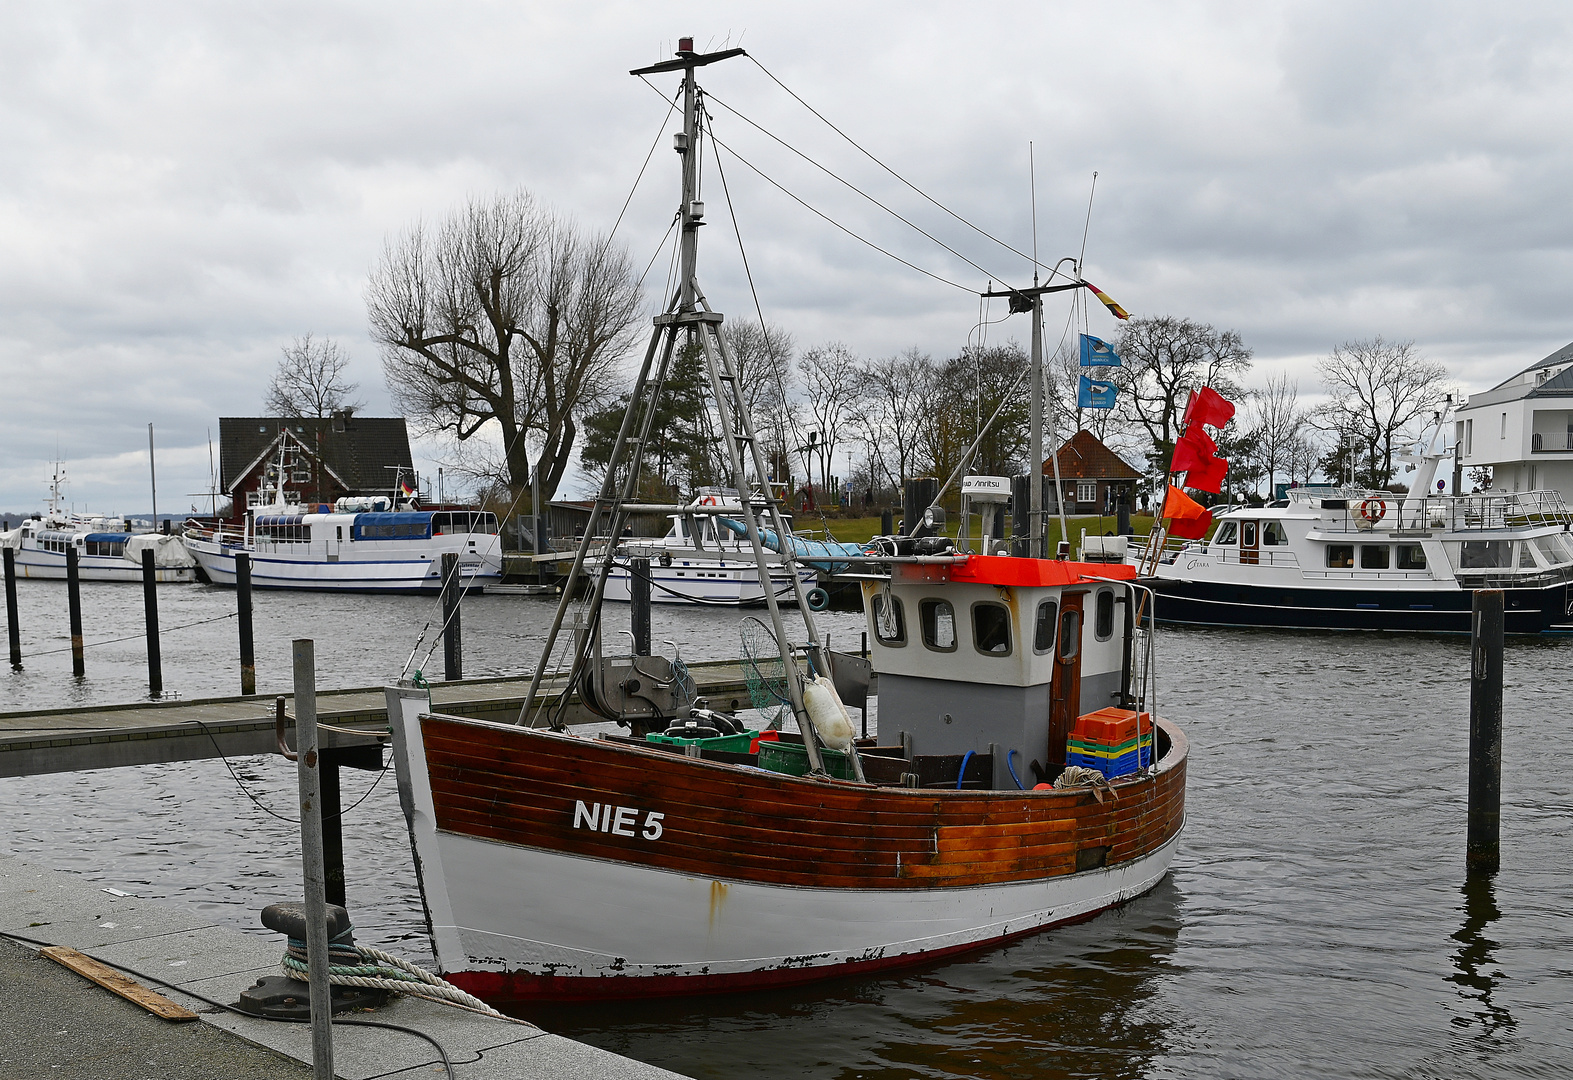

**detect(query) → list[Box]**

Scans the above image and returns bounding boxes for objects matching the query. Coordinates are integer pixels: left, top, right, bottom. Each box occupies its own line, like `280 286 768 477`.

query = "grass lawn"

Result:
791 512 1160 548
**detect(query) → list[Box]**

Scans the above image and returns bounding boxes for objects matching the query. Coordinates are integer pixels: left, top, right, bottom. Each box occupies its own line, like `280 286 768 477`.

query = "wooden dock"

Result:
0 659 756 778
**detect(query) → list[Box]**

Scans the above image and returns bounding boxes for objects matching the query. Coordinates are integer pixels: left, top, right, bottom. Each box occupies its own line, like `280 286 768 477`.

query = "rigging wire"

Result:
747 54 1080 285
704 90 1012 286
604 86 682 250
641 74 977 294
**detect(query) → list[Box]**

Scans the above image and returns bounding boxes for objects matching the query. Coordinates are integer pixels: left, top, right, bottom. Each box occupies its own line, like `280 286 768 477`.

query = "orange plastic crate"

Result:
1072 707 1151 746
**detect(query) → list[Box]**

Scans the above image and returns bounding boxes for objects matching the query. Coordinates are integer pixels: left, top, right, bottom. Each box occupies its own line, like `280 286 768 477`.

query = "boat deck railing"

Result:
1285 489 1572 533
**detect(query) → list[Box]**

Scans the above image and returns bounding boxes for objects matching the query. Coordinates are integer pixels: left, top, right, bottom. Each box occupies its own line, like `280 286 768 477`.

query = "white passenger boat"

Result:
183 466 502 593
600 491 821 606
1134 413 1573 633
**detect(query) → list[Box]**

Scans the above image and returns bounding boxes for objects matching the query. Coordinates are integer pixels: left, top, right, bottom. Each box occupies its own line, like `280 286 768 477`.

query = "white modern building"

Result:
1456 341 1573 500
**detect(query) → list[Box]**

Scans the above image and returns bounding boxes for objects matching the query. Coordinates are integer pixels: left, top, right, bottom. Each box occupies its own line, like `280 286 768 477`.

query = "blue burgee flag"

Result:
1078 374 1117 409
1080 333 1122 367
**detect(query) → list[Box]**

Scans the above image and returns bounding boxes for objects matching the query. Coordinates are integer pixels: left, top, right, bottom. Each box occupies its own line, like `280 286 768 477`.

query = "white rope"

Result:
281 944 520 1022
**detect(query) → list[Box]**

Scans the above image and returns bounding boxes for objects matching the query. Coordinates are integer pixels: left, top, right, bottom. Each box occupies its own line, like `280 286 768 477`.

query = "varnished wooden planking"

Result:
421 715 1186 890
40 946 198 1022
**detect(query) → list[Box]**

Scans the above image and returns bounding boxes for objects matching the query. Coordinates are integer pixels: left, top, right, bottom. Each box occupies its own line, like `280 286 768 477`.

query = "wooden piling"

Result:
65 547 84 677
291 638 336 1080
1468 589 1504 874
630 556 652 656
4 547 20 668
441 552 462 681
141 548 161 697
236 553 255 695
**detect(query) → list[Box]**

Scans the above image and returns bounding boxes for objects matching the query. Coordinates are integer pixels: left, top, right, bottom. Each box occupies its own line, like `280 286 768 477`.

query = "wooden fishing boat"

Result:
383 38 1186 1004
387 555 1185 1002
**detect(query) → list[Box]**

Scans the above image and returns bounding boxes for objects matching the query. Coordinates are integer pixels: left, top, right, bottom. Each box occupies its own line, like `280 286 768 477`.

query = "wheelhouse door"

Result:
1048 591 1085 773
1240 520 1259 565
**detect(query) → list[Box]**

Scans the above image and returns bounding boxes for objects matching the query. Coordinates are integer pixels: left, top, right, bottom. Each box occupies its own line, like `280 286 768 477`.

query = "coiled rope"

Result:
281 927 515 1022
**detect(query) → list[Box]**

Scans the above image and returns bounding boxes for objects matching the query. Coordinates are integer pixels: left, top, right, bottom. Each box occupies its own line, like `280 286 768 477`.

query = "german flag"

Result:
1081 280 1130 321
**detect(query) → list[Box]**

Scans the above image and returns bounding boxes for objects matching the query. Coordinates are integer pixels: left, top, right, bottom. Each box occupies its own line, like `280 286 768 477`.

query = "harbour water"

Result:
2 578 1570 1078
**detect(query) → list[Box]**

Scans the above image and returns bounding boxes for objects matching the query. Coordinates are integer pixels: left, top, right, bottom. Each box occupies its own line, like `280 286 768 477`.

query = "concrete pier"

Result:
0 850 686 1079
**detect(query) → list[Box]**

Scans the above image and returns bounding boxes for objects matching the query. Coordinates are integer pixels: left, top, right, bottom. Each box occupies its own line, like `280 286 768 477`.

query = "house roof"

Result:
219 416 413 495
1041 429 1142 481
1463 340 1573 409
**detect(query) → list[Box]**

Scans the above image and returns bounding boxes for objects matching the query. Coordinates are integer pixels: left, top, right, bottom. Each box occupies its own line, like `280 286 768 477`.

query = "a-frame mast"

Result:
516 39 850 779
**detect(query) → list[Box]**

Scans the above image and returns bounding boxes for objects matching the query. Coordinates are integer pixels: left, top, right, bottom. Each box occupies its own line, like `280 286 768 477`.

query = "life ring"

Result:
1359 498 1387 524
805 587 830 611
699 495 718 506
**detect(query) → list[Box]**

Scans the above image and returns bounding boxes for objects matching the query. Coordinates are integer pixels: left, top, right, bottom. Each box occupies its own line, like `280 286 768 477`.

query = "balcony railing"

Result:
1531 432 1573 452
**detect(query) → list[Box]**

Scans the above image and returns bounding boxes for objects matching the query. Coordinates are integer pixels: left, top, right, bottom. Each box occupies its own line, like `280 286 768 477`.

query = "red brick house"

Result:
217 413 414 524
1042 430 1142 514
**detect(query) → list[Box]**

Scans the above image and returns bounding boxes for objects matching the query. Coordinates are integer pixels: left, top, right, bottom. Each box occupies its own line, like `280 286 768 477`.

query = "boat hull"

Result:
1143 575 1573 634
184 538 500 594
601 561 813 606
387 695 1187 1002
7 551 195 583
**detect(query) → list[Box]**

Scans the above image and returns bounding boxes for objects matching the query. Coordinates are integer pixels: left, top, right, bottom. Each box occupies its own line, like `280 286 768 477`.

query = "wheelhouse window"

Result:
871 593 906 646
1360 545 1390 569
1519 543 1538 569
1326 544 1354 568
1263 522 1289 546
1033 599 1058 654
971 602 1012 656
919 599 956 652
1241 521 1258 547
1094 589 1116 641
1058 608 1080 660
1213 521 1238 545
1396 544 1427 570
1459 540 1511 569
1535 535 1570 566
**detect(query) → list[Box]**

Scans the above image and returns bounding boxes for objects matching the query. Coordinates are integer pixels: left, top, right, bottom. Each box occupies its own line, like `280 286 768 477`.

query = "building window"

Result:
1077 481 1097 504
1464 418 1473 456
1500 413 1506 439
919 599 956 652
971 602 1012 656
1033 599 1058 653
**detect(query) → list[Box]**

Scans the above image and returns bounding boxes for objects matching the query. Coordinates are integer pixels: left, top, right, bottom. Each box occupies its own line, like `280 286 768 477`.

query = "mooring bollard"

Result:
292 639 335 1080
1468 589 1504 874
630 556 652 656
65 547 84 677
236 553 256 695
4 547 20 668
141 548 161 697
441 552 462 680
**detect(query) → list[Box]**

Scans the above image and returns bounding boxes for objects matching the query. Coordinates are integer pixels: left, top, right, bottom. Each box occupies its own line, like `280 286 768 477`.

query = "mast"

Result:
515 39 848 777
148 423 159 532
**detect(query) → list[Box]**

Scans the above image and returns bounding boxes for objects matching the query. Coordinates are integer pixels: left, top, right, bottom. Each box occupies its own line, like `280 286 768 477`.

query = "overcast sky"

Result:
4 1 1571 515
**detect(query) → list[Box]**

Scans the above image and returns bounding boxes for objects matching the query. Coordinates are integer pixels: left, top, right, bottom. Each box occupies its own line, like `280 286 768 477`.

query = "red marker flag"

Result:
1182 386 1235 430
1169 426 1219 474
1162 485 1214 540
1186 454 1228 494
1081 280 1130 321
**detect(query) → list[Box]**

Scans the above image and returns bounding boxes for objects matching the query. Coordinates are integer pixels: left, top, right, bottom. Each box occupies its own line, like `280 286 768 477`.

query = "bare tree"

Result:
797 342 863 503
266 333 364 418
854 347 935 490
1316 336 1449 488
1112 315 1253 468
1250 371 1308 497
724 321 797 487
367 189 644 502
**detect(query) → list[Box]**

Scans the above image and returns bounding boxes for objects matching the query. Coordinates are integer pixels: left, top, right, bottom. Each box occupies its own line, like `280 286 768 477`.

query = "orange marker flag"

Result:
1162 484 1214 540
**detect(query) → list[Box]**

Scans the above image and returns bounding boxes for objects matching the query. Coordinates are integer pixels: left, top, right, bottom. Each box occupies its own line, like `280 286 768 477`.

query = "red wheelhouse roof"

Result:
895 554 1136 588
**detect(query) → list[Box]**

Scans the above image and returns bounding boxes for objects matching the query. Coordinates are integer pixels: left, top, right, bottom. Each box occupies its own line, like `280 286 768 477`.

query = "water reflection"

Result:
520 880 1182 1080
1448 873 1515 1039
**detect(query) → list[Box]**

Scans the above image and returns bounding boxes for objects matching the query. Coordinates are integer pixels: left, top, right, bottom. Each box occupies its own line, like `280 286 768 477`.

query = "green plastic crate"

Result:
646 729 761 753
756 739 855 780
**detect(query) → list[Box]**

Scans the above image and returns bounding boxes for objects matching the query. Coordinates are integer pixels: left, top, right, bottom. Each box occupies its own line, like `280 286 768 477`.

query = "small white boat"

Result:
600 491 819 606
0 467 197 583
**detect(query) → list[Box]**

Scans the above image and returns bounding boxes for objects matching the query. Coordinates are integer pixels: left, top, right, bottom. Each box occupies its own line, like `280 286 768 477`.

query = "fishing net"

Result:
739 616 793 730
